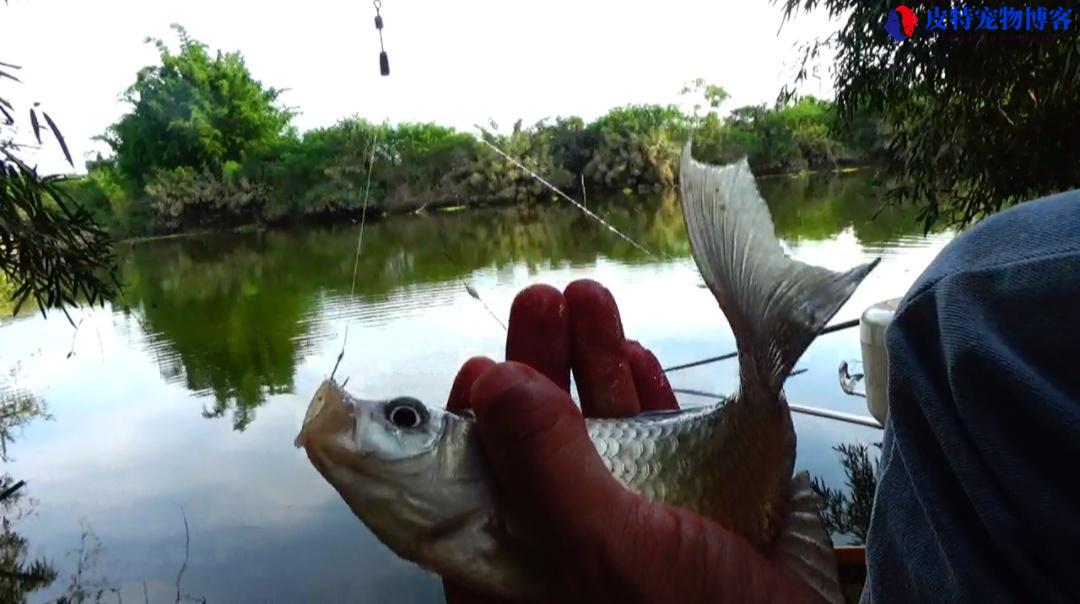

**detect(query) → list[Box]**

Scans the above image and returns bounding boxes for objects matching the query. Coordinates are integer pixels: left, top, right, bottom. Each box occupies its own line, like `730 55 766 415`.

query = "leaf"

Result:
0 69 20 83
11 288 30 316
42 111 73 166
29 108 42 145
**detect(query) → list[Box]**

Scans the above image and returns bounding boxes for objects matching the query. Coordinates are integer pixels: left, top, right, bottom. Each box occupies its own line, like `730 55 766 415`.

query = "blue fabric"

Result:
862 191 1080 603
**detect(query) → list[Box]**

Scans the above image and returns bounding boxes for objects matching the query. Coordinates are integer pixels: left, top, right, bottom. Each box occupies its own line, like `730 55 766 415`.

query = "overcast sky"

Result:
1 0 839 173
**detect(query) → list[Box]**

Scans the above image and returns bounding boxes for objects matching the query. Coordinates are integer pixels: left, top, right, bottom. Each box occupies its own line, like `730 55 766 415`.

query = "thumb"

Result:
470 361 626 537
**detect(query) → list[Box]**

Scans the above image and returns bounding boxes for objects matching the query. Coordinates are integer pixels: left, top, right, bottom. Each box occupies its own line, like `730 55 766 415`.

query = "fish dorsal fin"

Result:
776 471 844 604
679 144 879 394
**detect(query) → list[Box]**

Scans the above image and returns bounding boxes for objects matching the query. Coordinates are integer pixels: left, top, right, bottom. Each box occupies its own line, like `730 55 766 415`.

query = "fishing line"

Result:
330 0 391 379
463 282 507 331
436 245 508 332
331 131 381 381
350 131 380 297
475 131 657 259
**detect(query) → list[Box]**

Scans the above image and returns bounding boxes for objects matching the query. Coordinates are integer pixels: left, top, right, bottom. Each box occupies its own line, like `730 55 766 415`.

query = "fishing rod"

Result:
661 318 861 373
672 387 883 429
475 133 656 259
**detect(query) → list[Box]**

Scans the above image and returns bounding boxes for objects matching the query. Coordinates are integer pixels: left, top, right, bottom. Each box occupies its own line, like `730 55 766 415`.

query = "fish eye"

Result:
385 397 427 429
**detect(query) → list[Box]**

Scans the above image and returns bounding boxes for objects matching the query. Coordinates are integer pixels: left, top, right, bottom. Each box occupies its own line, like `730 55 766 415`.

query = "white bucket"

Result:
860 298 901 425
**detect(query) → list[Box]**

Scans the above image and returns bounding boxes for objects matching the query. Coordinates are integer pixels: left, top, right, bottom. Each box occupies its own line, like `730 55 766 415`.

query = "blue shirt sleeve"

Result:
861 190 1080 603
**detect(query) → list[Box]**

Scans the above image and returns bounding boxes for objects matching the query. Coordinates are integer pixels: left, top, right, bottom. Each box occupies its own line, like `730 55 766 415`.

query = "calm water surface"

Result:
1 174 952 602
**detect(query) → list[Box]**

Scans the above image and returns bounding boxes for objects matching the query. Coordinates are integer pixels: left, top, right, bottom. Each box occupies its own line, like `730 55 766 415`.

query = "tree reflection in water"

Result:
1 387 59 601
811 442 881 545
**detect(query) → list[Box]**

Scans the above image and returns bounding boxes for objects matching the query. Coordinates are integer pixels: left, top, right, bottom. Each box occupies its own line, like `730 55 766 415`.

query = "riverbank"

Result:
70 33 885 241
114 192 525 244
110 163 880 245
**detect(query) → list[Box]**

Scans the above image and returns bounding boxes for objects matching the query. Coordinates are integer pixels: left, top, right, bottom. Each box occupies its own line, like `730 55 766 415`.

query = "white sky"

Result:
0 0 838 173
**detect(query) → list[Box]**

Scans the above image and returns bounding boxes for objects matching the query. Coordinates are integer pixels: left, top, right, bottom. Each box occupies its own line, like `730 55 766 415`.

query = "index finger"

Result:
565 279 640 418
505 284 570 391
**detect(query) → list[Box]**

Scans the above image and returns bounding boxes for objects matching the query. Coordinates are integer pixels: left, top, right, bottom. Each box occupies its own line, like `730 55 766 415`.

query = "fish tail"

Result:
678 142 879 398
679 143 872 604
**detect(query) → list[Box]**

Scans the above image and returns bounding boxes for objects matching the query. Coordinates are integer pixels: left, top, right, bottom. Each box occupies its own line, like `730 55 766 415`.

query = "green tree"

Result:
583 104 687 192
778 1 1080 229
680 77 730 127
102 24 292 189
77 63 885 235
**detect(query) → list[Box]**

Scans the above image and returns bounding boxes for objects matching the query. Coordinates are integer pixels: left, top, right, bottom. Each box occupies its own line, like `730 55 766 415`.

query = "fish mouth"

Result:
295 379 355 449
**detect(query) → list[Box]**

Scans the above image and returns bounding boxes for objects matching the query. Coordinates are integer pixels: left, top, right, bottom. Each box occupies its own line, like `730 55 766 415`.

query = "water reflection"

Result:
0 475 58 603
1 388 58 602
118 173 932 430
811 442 881 545
1 172 949 602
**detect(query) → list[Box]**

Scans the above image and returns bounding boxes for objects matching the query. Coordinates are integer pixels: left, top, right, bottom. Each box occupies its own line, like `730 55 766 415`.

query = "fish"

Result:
295 142 880 603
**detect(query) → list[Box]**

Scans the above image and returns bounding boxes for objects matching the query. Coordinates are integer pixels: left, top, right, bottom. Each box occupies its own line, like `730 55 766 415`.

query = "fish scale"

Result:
589 405 721 507
296 144 880 603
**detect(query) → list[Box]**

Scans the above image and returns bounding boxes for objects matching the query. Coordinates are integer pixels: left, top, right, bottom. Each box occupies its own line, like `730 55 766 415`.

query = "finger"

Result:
447 356 496 412
470 362 628 536
564 280 639 418
506 284 570 391
624 341 679 412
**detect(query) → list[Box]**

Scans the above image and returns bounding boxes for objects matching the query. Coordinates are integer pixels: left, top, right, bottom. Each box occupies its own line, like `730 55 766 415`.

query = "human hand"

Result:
443 279 819 603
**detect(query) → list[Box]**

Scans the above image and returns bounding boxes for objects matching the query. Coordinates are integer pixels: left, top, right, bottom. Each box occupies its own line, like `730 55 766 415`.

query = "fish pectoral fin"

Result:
775 471 844 604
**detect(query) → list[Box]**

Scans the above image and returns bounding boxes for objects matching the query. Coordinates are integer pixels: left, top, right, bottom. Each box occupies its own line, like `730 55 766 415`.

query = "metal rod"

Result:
662 318 861 373
788 403 882 429
671 388 883 429
662 351 736 374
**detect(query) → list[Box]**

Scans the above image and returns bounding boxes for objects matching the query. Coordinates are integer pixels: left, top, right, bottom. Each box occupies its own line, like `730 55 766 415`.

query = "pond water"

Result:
1 173 953 603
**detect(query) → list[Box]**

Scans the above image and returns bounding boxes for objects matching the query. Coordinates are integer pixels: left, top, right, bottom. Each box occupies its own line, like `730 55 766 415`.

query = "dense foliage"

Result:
1 23 119 318
76 28 883 236
102 25 293 188
778 0 1080 229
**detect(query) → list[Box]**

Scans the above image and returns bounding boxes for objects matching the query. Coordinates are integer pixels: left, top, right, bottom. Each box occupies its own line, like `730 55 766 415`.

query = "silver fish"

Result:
295 143 879 603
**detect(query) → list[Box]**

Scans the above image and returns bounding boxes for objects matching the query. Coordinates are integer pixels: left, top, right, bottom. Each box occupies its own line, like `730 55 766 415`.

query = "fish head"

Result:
296 379 492 563
296 379 443 464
